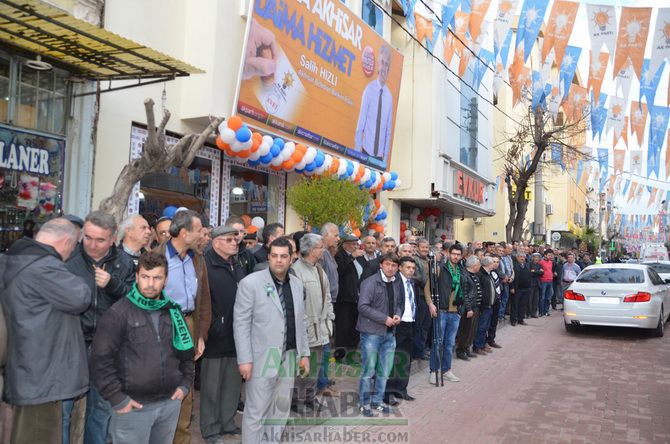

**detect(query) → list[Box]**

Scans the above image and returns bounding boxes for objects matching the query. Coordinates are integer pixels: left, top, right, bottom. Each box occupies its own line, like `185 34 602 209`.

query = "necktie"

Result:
277 283 287 352
373 87 383 157
406 280 416 320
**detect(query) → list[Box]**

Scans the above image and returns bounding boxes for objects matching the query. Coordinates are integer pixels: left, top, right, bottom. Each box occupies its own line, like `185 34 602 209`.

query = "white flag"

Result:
649 8 670 79
586 4 617 64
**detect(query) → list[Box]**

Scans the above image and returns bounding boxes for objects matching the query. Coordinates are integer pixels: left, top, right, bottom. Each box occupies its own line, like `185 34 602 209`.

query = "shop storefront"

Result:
127 124 286 227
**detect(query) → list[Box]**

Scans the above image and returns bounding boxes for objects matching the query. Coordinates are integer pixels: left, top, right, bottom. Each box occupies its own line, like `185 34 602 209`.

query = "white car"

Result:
563 263 670 337
642 261 670 282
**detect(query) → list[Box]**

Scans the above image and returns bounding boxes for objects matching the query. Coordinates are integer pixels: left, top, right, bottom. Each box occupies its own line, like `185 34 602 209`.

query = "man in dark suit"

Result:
361 237 397 282
385 256 417 405
334 235 366 359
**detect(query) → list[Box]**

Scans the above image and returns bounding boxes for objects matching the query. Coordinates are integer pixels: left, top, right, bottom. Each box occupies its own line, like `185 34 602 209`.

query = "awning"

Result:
0 0 203 80
391 195 496 219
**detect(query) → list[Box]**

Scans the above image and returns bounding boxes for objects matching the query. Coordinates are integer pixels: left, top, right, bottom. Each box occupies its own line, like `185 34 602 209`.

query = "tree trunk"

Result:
505 178 516 242
513 194 530 241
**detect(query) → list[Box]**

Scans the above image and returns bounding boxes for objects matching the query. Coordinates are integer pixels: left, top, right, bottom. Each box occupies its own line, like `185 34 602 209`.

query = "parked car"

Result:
642 260 670 281
563 264 670 337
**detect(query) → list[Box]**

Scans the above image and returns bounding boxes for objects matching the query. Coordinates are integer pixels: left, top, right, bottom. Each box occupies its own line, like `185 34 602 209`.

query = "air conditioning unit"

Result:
546 204 554 215
473 217 483 225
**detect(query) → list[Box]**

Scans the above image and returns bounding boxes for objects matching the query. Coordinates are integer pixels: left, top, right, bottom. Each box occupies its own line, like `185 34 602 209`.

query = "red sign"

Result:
454 169 484 203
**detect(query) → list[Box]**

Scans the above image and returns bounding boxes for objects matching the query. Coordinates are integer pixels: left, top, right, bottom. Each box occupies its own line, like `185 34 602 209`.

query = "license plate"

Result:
589 297 619 304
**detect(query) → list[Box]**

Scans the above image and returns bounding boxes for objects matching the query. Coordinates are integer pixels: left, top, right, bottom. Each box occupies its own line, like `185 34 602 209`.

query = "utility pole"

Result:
534 157 545 243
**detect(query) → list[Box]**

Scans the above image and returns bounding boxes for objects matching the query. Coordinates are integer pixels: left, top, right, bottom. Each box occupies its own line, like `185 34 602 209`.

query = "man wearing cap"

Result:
91 251 194 443
200 226 248 442
224 216 257 276
153 209 211 444
334 234 366 357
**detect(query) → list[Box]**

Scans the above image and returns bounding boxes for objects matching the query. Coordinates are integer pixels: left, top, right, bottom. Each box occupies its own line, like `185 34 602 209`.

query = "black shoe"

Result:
510 320 517 326
237 400 244 413
333 348 346 361
223 428 242 436
360 406 374 417
466 350 478 358
488 342 502 349
456 351 470 361
387 395 400 406
401 393 416 401
531 314 539 318
518 320 527 325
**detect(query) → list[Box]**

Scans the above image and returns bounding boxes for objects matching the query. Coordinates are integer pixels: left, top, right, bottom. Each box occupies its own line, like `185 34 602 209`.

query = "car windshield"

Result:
643 263 670 274
576 268 645 284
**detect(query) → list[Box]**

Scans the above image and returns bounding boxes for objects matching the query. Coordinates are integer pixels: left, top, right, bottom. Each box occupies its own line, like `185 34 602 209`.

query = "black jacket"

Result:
435 261 465 311
203 248 247 358
360 257 380 283
462 269 482 312
529 262 544 288
335 247 366 303
513 261 533 291
91 297 194 408
66 243 135 342
478 269 495 308
236 242 257 275
253 245 269 264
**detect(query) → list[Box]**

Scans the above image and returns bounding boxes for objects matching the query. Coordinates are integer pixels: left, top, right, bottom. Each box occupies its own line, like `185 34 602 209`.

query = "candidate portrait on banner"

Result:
355 45 393 161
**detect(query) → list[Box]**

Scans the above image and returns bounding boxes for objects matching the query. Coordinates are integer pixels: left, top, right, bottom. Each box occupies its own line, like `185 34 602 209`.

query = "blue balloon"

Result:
294 168 304 174
346 161 354 177
274 138 285 149
247 159 261 166
380 211 387 219
162 206 178 219
390 171 398 180
375 214 384 221
236 126 252 142
314 151 325 167
365 178 374 188
386 180 396 189
305 161 316 172
260 153 273 164
270 144 281 157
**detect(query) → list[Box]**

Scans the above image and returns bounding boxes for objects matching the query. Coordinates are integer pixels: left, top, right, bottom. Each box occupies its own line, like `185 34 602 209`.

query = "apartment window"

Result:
459 71 478 170
0 52 69 135
362 0 383 36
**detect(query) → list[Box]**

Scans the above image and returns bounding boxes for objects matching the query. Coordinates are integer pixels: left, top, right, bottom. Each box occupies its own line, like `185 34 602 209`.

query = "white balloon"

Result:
304 147 317 164
249 150 261 161
295 159 307 170
262 135 274 146
242 139 253 150
218 121 228 135
394 179 402 188
382 172 392 182
337 160 347 176
323 154 333 170
258 141 271 156
221 128 236 144
282 142 295 161
381 219 388 226
251 216 265 229
361 168 371 183
271 156 283 167
229 141 243 153
314 165 326 175
378 205 385 214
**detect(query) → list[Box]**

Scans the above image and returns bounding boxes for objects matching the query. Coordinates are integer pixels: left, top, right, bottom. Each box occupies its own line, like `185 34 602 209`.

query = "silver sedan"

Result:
563 263 670 337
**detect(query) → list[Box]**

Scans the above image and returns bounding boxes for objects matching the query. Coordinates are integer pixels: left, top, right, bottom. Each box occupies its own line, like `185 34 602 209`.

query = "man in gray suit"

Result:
234 237 310 444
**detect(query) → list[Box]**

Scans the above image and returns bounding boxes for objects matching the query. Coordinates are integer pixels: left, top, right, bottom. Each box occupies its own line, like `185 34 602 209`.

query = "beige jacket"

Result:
291 258 335 347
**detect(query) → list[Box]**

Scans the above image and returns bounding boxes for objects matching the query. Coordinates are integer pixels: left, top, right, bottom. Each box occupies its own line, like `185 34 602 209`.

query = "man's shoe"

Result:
546 312 551 316
401 393 416 401
466 350 478 358
510 320 517 326
222 428 242 436
488 342 502 349
483 345 493 353
518 320 527 325
319 387 340 397
360 406 374 417
372 403 391 414
473 348 487 356
531 314 539 318
204 435 223 444
443 371 460 382
456 351 470 361
387 395 400 406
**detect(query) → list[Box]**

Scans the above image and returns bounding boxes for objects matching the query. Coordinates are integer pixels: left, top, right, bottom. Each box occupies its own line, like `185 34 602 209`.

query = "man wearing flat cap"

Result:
334 234 366 358
200 226 249 441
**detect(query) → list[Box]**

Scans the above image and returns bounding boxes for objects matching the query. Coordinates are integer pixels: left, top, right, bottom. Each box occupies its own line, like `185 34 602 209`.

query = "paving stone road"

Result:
192 313 670 443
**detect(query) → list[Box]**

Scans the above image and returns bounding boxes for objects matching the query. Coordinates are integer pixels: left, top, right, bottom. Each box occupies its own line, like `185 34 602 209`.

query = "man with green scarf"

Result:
91 251 194 443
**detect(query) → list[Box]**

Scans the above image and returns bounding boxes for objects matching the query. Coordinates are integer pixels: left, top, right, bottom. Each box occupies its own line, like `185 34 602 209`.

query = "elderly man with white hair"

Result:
117 214 151 269
291 233 335 413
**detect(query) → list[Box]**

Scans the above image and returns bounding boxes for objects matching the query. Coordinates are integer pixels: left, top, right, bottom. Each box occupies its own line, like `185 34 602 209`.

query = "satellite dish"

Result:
24 55 52 71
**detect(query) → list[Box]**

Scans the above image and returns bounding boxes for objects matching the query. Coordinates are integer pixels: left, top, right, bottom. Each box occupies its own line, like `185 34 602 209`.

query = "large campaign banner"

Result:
235 0 403 171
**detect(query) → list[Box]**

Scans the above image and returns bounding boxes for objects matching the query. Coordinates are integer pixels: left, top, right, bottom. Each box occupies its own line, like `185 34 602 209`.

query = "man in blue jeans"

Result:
357 253 404 417
427 244 464 383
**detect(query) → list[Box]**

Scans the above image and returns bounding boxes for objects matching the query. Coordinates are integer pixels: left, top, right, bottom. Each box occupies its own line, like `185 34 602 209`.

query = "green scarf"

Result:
447 262 463 304
126 284 194 358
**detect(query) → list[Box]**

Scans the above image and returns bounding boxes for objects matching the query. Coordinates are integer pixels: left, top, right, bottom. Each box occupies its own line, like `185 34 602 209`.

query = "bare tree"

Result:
497 106 591 242
98 99 224 222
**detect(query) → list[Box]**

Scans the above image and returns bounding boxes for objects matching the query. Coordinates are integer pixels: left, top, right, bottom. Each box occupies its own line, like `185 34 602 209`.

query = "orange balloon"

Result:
291 151 304 163
296 144 307 153
374 199 381 210
215 136 229 151
375 225 384 233
224 146 235 157
250 141 260 153
281 159 295 169
270 165 282 171
247 225 258 234
241 215 252 227
237 149 250 158
330 158 340 173
353 229 361 238
228 115 243 131
252 132 263 144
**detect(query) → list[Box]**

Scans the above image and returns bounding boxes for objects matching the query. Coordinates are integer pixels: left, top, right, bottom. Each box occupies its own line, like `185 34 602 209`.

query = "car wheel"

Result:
564 323 578 333
651 309 664 338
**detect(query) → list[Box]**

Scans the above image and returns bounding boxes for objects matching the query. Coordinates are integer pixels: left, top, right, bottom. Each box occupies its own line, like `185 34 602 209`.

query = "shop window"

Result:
0 56 9 123
459 70 478 170
16 64 68 134
0 126 65 251
224 162 284 227
127 125 221 227
362 0 383 36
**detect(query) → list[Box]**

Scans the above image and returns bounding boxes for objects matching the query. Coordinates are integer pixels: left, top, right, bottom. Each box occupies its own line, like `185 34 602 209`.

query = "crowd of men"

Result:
0 209 595 444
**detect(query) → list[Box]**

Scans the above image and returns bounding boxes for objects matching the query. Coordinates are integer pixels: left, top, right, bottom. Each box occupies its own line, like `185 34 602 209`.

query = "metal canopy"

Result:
0 0 203 80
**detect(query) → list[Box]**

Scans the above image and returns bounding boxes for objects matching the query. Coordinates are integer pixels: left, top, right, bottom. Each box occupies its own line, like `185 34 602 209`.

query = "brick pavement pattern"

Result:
192 314 670 443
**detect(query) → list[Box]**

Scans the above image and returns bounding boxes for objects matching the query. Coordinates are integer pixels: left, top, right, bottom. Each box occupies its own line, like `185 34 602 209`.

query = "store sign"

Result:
454 169 485 203
235 0 403 170
0 141 51 175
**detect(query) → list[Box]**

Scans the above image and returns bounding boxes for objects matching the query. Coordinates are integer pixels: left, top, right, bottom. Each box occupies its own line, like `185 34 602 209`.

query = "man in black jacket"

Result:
200 226 248 441
455 256 482 361
511 252 531 326
66 210 135 444
91 251 194 443
253 222 284 264
360 236 397 282
473 256 496 355
334 235 366 357
225 216 257 275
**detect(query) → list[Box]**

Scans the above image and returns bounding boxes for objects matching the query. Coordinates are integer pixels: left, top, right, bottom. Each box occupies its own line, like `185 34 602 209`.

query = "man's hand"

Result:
384 317 395 327
116 399 142 414
93 265 111 288
194 338 205 360
392 315 401 325
510 288 515 294
466 310 474 319
429 303 438 318
243 18 278 80
239 363 253 381
352 248 364 258
299 357 310 378
170 387 186 401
